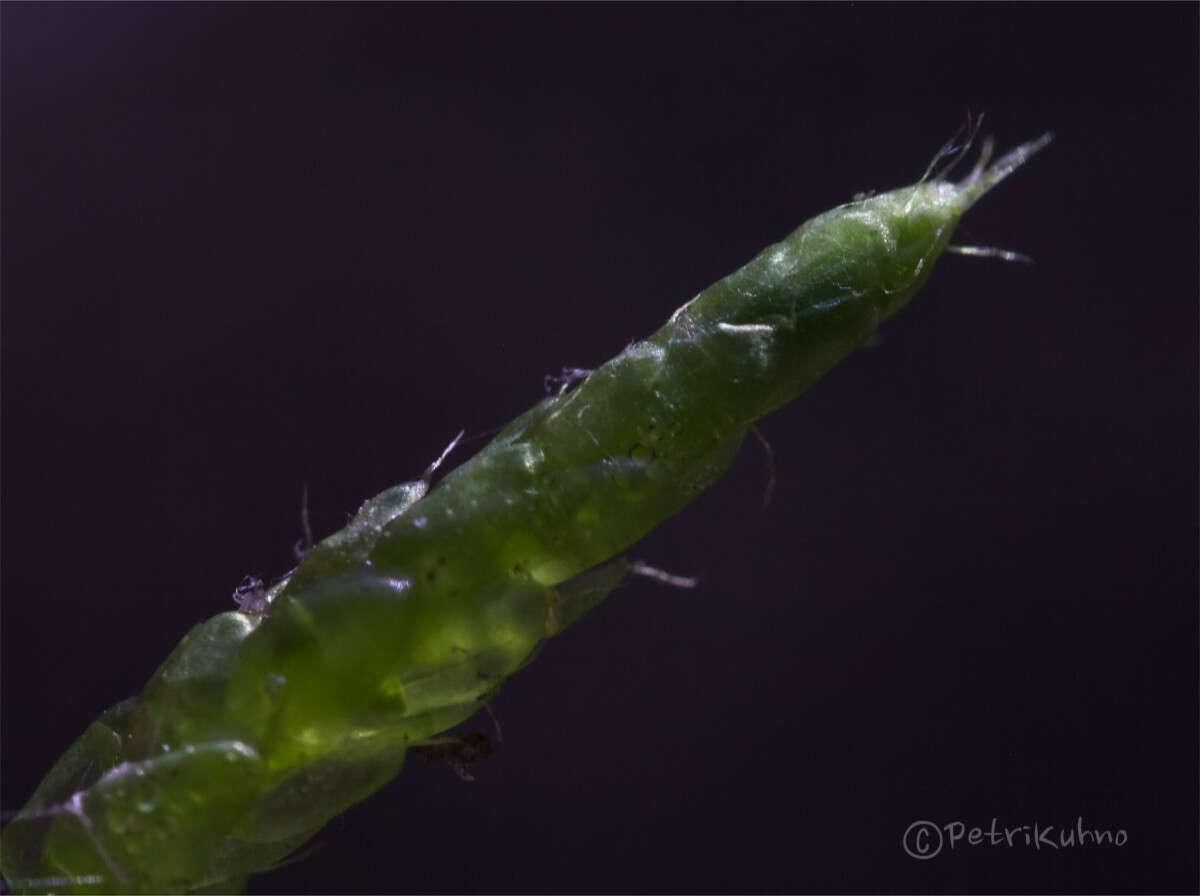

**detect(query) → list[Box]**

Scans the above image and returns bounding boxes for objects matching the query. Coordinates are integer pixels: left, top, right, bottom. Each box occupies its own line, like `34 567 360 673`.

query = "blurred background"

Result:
2 5 1196 893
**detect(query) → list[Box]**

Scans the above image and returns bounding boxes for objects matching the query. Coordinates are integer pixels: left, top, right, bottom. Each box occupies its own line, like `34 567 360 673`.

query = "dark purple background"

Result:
3 5 1196 894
